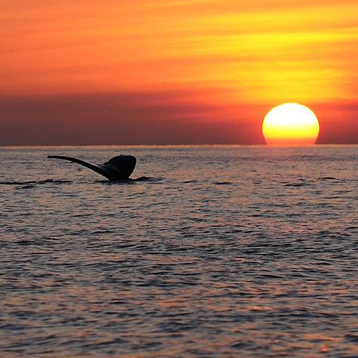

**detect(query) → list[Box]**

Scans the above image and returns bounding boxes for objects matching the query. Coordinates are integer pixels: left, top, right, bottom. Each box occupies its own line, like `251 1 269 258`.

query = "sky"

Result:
1 0 358 145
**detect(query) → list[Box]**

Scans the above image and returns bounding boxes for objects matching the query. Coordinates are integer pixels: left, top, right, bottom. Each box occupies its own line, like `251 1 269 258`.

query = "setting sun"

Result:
262 103 320 145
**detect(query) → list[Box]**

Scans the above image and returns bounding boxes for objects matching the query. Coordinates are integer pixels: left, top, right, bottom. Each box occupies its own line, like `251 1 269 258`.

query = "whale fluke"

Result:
48 155 136 181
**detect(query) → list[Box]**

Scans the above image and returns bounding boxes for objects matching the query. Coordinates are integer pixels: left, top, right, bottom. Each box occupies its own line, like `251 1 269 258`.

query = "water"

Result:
0 145 357 357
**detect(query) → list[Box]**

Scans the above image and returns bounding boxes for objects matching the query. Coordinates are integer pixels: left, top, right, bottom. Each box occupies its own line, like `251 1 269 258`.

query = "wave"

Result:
0 179 72 186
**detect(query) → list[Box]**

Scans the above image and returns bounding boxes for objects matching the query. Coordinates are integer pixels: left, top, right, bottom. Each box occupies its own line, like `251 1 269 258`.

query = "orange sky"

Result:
1 0 358 145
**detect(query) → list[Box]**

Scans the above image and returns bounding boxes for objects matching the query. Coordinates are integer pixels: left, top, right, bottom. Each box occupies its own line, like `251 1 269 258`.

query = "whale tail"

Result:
48 155 136 181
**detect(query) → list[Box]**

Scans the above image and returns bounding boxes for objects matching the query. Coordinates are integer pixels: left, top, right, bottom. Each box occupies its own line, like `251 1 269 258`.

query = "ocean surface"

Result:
0 145 357 358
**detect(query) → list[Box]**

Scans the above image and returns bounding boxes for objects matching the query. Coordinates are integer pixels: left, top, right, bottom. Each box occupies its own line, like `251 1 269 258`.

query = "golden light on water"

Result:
262 103 320 145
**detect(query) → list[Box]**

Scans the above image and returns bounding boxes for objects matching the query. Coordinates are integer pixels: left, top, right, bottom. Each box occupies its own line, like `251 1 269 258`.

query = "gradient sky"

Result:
1 0 358 145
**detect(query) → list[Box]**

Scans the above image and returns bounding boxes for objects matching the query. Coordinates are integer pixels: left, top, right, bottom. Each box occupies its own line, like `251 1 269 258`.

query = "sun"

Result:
262 103 320 145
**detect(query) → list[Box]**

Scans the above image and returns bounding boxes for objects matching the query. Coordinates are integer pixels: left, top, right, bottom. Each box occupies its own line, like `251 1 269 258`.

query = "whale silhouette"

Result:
48 155 137 181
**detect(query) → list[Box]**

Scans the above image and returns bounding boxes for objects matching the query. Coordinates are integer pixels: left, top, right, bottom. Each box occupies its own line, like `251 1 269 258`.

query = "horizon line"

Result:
1 143 357 150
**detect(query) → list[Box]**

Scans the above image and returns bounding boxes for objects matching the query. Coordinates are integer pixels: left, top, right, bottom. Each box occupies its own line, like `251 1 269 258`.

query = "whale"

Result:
48 155 137 181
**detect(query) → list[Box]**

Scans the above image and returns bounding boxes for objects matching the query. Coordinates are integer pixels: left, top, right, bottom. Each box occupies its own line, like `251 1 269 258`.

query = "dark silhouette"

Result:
48 155 137 181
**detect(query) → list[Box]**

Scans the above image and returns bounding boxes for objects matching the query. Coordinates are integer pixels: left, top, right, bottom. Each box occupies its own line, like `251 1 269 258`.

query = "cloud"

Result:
0 92 265 145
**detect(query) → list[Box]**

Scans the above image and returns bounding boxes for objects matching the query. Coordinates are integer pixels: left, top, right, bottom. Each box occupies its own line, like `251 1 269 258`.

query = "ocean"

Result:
0 145 357 357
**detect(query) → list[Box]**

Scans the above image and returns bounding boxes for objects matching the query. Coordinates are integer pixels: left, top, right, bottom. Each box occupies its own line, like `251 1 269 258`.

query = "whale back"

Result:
104 155 136 180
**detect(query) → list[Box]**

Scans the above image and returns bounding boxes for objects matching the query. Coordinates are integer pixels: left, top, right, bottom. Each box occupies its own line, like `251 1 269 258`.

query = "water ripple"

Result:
0 145 357 357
